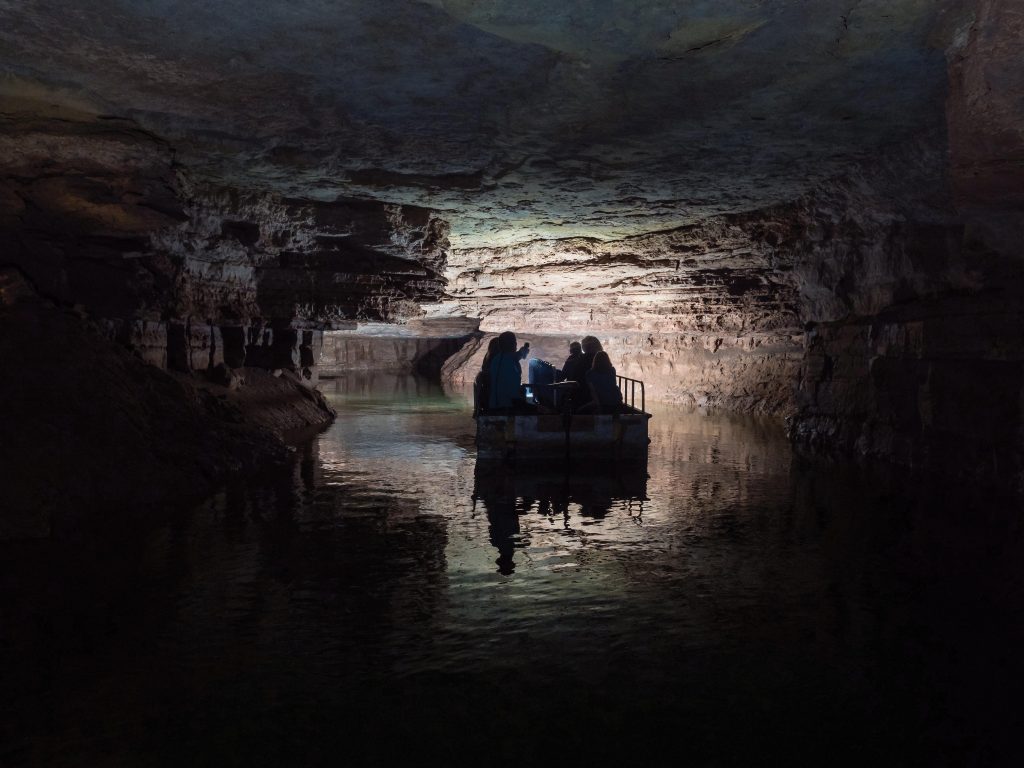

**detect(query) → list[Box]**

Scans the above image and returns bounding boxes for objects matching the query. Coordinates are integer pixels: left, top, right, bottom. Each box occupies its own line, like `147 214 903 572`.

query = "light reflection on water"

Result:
2 373 1023 765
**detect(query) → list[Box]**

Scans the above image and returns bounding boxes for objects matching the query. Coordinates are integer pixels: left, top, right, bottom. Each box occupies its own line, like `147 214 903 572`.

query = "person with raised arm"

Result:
487 331 530 410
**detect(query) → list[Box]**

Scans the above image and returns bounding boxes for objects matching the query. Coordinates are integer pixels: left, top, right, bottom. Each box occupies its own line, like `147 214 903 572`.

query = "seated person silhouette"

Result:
559 340 585 382
577 350 624 414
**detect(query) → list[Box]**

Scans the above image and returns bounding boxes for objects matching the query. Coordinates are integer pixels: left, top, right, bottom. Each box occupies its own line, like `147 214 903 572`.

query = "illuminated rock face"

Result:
437 134 975 418
438 211 806 413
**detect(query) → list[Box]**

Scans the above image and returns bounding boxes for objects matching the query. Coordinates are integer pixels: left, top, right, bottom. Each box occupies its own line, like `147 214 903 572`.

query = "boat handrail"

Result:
616 374 646 413
473 360 649 416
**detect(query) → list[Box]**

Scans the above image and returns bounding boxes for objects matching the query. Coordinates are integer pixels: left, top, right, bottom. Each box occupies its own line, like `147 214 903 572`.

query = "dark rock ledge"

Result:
0 267 335 540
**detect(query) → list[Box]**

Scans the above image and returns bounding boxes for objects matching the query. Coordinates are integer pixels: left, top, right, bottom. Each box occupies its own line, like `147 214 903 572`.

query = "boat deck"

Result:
474 372 651 465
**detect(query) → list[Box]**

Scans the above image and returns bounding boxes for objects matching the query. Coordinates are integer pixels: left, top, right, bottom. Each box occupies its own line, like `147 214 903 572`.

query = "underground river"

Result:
2 374 1023 765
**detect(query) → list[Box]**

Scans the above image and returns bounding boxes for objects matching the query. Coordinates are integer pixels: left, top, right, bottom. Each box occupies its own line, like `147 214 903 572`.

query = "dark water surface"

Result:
3 374 1024 766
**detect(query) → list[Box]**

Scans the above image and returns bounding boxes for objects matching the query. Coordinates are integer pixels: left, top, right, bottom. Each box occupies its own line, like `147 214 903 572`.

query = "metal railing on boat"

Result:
616 374 646 413
473 360 649 416
473 363 652 464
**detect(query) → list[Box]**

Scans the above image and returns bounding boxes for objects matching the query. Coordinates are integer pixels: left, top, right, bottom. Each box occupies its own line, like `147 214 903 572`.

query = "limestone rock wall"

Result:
0 0 1020 494
946 0 1024 209
0 110 186 319
321 334 476 377
0 103 450 384
793 294 1024 483
787 3 1024 487
153 181 449 324
438 213 806 413
788 188 1024 486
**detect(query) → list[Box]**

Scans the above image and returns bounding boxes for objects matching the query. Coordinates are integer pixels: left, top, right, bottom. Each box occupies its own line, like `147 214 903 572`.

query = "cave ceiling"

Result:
0 0 958 248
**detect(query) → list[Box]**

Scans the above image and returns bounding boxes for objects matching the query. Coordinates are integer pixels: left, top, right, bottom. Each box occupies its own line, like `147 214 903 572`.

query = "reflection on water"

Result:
473 463 650 574
2 373 1023 765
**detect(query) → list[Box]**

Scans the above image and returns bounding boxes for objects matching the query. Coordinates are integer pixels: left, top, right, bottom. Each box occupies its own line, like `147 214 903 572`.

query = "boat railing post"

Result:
641 381 645 413
563 391 573 463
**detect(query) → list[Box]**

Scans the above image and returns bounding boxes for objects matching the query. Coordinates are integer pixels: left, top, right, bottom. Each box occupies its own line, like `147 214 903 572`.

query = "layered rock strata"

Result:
793 292 1024 483
321 335 469 376
0 102 450 384
438 214 806 413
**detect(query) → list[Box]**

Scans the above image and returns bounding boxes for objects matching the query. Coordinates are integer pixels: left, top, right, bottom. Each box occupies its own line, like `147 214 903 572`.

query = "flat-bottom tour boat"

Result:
474 374 651 466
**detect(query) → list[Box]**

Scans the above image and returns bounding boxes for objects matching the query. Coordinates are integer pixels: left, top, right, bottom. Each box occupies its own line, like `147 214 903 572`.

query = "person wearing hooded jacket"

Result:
487 330 530 409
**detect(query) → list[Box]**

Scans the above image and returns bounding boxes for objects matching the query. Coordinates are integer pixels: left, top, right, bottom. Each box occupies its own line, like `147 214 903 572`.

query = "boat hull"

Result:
474 410 650 465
